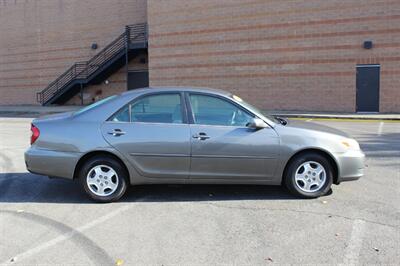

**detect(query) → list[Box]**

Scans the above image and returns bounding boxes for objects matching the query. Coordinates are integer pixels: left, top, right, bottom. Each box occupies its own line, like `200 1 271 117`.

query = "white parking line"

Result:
377 121 384 136
342 219 366 265
2 204 132 265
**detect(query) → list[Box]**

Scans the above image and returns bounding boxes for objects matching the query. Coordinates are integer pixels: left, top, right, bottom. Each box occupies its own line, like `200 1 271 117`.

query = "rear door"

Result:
187 93 280 180
102 92 191 179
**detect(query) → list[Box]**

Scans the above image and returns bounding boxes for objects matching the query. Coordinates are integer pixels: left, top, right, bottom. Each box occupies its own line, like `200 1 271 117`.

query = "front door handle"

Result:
192 132 210 140
108 129 126 137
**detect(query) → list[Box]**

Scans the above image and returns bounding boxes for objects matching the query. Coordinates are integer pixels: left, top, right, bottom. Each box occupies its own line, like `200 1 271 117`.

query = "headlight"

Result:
341 138 360 150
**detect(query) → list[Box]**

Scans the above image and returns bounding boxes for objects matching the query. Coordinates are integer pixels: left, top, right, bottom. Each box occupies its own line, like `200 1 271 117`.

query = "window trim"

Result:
185 92 256 127
107 91 188 124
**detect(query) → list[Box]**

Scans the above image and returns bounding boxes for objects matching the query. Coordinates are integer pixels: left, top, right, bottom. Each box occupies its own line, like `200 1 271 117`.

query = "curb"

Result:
276 114 400 121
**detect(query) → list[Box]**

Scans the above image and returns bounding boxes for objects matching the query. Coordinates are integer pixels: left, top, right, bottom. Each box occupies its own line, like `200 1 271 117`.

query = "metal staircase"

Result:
37 23 148 105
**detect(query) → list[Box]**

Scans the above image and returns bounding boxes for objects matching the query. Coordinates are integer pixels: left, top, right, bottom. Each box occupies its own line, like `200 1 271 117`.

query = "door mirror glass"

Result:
246 118 268 129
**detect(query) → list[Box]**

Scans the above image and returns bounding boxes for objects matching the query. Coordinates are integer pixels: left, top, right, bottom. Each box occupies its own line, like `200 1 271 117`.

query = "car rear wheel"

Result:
284 152 333 198
79 156 128 202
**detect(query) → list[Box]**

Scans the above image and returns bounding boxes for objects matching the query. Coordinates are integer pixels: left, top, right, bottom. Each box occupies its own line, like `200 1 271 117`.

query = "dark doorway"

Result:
356 64 380 112
128 70 149 90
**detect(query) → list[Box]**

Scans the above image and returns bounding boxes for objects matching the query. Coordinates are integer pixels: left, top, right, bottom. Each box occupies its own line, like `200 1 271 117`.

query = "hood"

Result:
33 111 74 123
285 120 350 138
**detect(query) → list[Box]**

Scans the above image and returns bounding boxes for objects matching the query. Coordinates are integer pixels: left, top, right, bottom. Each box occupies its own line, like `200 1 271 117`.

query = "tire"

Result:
284 152 333 198
78 155 128 202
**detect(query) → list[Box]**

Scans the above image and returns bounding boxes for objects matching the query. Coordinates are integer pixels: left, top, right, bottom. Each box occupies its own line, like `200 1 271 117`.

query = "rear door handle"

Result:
192 132 210 140
108 129 126 136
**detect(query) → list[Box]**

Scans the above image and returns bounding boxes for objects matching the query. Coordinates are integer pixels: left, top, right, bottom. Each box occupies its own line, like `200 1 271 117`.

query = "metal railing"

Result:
37 23 147 105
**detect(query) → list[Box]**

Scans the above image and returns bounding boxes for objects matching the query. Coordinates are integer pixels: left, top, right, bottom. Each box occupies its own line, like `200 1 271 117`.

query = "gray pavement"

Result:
0 118 399 265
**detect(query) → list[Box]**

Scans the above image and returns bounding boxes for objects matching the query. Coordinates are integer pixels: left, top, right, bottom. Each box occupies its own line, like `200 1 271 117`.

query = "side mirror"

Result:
246 118 268 129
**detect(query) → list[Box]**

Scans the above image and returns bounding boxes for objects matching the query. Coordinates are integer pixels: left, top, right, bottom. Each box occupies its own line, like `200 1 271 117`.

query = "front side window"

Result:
112 93 183 124
189 94 253 126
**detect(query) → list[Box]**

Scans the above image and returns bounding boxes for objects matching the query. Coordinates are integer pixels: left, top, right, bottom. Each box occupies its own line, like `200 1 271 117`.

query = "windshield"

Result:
230 95 279 123
74 95 117 115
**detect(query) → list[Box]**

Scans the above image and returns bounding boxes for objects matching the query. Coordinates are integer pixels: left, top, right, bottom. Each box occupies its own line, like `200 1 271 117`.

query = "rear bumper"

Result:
334 149 365 183
25 147 81 179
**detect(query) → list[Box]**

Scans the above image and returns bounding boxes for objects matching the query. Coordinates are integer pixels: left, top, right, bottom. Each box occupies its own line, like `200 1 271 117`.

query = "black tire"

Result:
284 152 333 198
78 155 128 203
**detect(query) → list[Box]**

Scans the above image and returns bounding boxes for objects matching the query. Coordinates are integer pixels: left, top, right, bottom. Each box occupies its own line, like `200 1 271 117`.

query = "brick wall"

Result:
148 0 400 112
0 0 147 105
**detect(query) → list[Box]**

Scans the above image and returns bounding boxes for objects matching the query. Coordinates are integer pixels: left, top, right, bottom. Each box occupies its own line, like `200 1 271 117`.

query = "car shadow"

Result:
0 172 298 203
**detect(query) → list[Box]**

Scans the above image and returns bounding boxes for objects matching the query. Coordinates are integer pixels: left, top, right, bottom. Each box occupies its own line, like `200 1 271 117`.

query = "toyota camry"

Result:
25 87 365 202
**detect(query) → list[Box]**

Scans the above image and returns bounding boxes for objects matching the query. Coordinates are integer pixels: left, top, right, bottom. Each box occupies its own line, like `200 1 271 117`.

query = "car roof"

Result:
120 86 232 97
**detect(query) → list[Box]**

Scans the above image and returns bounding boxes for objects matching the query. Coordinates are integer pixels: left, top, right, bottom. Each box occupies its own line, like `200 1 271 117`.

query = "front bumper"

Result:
335 149 365 183
25 147 81 179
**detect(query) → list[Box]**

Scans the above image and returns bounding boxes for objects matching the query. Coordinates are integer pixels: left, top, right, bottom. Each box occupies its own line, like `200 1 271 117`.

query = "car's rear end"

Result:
25 95 130 180
25 112 82 179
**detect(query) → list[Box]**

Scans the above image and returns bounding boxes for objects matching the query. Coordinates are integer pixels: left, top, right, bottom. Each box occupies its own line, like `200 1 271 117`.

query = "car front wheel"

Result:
284 152 333 198
79 156 128 202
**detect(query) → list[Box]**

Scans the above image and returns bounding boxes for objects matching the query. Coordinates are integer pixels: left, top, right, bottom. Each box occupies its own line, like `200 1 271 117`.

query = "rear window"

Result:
111 93 183 124
74 95 116 116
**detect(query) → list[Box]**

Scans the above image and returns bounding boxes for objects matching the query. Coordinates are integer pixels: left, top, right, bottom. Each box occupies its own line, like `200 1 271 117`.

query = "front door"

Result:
102 92 190 179
187 93 280 180
356 64 380 112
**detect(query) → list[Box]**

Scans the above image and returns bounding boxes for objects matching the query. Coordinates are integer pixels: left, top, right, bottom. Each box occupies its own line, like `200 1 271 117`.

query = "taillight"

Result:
31 124 40 145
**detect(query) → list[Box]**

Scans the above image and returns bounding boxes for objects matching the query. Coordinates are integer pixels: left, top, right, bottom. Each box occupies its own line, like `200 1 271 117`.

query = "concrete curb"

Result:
274 114 400 121
267 110 400 121
0 106 80 118
0 111 60 118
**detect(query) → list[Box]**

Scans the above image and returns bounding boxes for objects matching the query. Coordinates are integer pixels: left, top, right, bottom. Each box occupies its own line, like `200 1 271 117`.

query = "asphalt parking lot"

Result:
0 117 399 265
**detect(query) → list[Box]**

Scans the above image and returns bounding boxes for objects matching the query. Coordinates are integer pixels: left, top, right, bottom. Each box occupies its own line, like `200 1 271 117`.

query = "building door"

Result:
356 65 380 112
128 70 149 90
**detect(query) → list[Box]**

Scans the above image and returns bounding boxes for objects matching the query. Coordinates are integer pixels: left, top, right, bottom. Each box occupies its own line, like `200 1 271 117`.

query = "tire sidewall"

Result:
285 153 333 198
79 156 128 202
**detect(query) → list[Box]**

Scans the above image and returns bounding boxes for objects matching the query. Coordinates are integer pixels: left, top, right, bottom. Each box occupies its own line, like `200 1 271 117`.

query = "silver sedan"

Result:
25 87 365 202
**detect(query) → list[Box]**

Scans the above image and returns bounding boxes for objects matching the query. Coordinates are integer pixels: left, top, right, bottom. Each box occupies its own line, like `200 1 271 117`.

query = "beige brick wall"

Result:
0 0 147 105
148 0 400 112
1 0 399 112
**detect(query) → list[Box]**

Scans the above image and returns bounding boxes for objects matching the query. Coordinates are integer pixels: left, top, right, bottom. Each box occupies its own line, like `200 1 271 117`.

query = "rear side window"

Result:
111 93 183 124
112 105 130 122
74 95 116 116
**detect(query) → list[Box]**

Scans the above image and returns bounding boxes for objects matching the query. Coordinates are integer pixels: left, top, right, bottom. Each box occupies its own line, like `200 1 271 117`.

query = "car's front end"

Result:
330 138 365 183
274 119 365 185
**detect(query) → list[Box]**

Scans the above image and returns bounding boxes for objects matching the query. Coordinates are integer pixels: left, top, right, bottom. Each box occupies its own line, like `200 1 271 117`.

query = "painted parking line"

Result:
377 121 384 136
341 219 367 265
2 204 132 265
